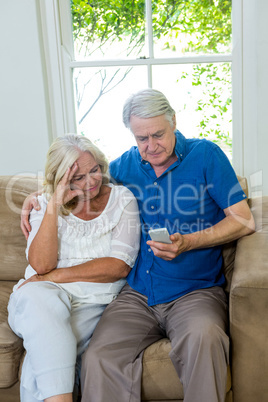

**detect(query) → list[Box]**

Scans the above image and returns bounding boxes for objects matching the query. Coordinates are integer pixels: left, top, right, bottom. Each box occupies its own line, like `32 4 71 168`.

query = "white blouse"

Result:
16 184 140 303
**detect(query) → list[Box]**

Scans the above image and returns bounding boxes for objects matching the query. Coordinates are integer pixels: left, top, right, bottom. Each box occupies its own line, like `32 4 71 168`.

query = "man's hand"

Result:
147 233 191 261
20 192 42 239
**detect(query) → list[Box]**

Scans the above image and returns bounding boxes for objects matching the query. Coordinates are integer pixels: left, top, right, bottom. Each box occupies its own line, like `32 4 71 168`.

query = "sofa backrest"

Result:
0 176 43 281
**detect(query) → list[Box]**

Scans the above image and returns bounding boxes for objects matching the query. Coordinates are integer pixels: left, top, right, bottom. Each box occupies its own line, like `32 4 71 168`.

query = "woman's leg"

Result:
8 282 77 401
70 302 108 357
44 395 72 402
20 360 72 402
81 285 165 402
69 301 108 400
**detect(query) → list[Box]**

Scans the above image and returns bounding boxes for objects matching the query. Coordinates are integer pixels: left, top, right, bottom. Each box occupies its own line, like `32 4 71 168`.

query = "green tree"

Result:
71 0 232 153
71 0 231 55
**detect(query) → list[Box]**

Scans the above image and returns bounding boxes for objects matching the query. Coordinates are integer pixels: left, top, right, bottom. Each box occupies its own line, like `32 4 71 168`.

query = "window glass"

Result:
153 63 232 159
71 0 146 60
152 0 232 58
70 0 232 161
73 66 147 160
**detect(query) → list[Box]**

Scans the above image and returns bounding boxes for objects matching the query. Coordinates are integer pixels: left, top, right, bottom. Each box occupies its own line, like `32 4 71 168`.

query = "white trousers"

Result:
8 281 107 402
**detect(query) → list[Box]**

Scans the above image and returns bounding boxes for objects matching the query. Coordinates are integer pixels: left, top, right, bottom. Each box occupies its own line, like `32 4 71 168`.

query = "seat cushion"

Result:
141 338 231 401
0 282 23 388
142 338 183 400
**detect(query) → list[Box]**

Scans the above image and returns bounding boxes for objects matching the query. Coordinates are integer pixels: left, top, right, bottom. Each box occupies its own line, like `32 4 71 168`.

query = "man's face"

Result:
130 114 176 168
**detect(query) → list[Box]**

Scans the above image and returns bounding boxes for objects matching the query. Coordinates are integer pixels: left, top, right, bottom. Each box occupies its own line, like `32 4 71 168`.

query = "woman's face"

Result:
70 151 102 201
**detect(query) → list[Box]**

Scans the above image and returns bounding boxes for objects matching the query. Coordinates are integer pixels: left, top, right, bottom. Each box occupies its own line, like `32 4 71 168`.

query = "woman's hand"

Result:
20 164 82 239
50 163 83 208
18 271 55 289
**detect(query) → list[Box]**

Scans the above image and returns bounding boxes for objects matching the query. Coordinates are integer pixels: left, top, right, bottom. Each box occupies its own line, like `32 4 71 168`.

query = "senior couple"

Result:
8 89 254 402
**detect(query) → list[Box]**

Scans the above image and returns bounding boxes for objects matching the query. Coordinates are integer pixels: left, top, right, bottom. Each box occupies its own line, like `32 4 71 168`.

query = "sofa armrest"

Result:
229 196 268 402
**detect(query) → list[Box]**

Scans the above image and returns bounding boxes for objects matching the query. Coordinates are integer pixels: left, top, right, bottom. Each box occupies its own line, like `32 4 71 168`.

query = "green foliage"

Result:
152 0 231 54
71 0 231 56
71 0 146 56
190 62 232 154
70 0 232 155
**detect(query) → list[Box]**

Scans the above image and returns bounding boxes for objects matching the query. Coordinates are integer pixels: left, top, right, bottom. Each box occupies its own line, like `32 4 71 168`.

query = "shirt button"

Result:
146 270 149 274
151 205 155 209
148 248 151 252
154 182 157 185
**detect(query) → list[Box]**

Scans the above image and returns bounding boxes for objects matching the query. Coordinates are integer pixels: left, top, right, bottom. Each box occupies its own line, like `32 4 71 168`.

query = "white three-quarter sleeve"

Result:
110 194 140 267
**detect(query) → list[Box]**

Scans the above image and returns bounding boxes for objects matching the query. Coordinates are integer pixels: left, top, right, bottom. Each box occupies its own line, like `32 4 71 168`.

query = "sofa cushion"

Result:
141 338 231 401
142 338 183 400
0 176 42 281
0 282 23 388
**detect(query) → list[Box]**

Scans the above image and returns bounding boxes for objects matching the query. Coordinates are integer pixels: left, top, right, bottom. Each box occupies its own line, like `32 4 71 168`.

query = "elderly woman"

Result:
8 134 140 402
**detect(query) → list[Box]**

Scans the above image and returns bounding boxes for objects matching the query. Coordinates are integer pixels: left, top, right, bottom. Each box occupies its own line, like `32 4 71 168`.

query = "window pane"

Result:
70 1 233 158
152 63 232 159
71 0 146 60
152 0 232 57
73 66 148 160
71 0 232 60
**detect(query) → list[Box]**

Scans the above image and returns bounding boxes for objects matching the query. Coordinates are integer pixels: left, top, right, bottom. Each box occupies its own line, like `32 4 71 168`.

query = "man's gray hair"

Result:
123 89 176 130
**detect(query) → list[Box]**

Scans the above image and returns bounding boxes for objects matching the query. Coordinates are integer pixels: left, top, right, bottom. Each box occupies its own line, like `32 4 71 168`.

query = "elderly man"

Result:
21 89 254 402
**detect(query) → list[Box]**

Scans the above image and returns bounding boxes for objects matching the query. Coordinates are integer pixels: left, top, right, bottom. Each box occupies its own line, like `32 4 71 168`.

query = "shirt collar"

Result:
174 129 186 162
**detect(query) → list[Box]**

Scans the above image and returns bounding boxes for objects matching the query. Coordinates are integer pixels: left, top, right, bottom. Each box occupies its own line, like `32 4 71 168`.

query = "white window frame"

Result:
38 0 244 175
38 0 76 136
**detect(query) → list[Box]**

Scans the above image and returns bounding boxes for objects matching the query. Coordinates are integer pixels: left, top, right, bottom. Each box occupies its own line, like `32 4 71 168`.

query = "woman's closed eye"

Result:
73 175 84 182
92 166 100 174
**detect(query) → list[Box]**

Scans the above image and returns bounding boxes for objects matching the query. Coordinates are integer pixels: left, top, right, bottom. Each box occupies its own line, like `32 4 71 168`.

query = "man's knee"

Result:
172 319 229 360
197 321 228 347
197 326 229 369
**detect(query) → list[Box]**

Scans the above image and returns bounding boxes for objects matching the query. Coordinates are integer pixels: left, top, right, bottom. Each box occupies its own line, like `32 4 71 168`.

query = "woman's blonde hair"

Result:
43 134 109 215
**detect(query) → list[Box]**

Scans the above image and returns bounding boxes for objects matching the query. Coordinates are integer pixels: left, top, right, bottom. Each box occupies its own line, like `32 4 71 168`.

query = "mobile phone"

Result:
148 228 172 244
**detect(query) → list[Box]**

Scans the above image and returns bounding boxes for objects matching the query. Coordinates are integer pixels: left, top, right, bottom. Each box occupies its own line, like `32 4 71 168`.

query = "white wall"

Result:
241 0 268 197
232 0 268 196
0 0 51 176
0 0 268 194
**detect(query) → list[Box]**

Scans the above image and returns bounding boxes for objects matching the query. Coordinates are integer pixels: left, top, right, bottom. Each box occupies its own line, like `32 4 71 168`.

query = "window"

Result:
41 0 241 164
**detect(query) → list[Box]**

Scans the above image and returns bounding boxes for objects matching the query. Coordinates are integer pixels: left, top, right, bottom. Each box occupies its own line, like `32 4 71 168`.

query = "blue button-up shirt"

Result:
110 131 246 306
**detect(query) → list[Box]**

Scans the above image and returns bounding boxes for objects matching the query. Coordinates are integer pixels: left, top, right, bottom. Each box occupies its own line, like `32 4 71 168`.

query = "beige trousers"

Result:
81 284 229 402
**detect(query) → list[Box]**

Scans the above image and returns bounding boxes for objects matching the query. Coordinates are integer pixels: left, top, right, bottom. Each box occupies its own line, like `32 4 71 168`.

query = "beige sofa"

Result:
0 175 268 402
